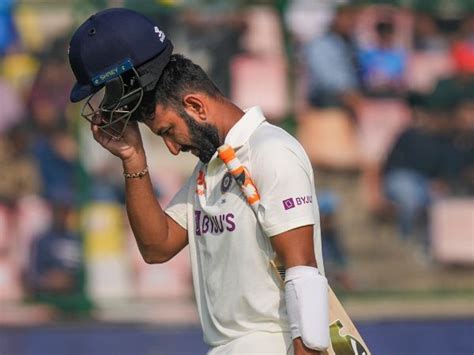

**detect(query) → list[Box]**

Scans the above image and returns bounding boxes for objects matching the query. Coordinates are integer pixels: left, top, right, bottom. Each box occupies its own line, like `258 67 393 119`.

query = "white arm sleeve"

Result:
285 266 330 351
249 128 317 237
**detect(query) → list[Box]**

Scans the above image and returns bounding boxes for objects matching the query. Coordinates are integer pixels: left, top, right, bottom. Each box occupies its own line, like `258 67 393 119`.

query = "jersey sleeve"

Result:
164 175 193 230
250 130 316 237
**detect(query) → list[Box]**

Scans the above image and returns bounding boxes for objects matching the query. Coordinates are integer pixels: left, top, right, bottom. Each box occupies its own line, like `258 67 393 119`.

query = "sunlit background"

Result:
0 0 473 354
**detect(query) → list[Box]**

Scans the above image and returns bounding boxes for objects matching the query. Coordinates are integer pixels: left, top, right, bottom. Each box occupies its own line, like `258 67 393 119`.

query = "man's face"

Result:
145 104 220 163
334 8 356 36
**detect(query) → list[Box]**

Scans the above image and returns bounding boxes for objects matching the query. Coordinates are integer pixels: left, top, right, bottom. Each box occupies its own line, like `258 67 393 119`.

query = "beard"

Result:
180 110 221 163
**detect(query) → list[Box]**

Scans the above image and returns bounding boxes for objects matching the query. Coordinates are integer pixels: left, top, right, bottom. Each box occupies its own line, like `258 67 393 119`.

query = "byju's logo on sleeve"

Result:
282 198 296 210
282 195 313 210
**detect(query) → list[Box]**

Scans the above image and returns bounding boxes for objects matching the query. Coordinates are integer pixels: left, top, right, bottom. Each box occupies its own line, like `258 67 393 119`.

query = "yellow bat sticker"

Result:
330 320 369 355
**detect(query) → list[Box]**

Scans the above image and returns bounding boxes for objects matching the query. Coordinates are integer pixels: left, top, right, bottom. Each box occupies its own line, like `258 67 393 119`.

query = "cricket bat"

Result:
326 287 370 355
218 144 371 355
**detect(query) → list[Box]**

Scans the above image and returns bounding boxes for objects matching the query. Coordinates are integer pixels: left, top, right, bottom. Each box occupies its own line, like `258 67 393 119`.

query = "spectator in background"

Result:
32 125 78 202
358 16 407 97
28 57 73 133
429 14 474 110
304 4 362 114
440 13 474 97
27 38 73 134
382 114 440 249
27 194 90 316
381 90 464 251
29 197 80 294
26 36 96 205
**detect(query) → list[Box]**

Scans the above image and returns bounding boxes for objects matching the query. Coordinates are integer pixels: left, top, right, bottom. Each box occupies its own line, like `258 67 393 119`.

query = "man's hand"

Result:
293 337 322 355
91 120 144 163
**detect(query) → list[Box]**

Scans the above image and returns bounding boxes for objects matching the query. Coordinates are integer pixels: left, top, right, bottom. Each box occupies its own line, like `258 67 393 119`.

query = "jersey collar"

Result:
224 106 266 149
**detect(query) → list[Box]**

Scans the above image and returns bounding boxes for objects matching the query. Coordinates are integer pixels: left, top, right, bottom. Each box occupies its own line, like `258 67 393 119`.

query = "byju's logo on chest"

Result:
195 210 236 236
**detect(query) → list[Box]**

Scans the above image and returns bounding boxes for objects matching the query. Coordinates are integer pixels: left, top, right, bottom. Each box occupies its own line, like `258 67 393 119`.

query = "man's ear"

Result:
183 94 208 121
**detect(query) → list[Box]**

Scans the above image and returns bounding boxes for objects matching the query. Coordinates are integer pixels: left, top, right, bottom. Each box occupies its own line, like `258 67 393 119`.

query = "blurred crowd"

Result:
292 2 474 271
0 0 472 319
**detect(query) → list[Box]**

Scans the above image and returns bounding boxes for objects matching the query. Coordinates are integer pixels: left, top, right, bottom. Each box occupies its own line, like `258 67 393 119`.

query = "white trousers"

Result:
208 331 294 355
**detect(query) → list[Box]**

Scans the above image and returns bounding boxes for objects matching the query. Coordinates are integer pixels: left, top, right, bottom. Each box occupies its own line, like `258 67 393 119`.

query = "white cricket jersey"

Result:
165 106 324 348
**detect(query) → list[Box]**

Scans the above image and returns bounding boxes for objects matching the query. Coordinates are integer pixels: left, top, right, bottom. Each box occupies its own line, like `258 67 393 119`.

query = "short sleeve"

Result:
165 175 193 230
250 127 316 237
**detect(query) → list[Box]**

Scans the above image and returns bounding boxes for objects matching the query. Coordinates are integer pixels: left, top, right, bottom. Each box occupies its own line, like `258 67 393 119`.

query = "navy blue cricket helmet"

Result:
68 8 173 138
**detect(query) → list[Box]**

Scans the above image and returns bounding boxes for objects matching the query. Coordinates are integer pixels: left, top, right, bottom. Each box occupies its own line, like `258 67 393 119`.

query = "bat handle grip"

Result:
218 144 260 212
218 144 284 285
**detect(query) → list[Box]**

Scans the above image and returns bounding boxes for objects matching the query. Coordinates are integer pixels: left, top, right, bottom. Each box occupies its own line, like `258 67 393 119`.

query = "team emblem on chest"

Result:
221 172 233 194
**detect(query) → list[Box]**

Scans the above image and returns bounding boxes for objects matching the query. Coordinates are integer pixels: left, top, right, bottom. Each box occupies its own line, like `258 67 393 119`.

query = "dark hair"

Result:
134 54 223 121
376 20 394 36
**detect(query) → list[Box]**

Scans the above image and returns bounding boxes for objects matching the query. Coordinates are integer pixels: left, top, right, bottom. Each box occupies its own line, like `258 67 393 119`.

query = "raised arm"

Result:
92 121 188 264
